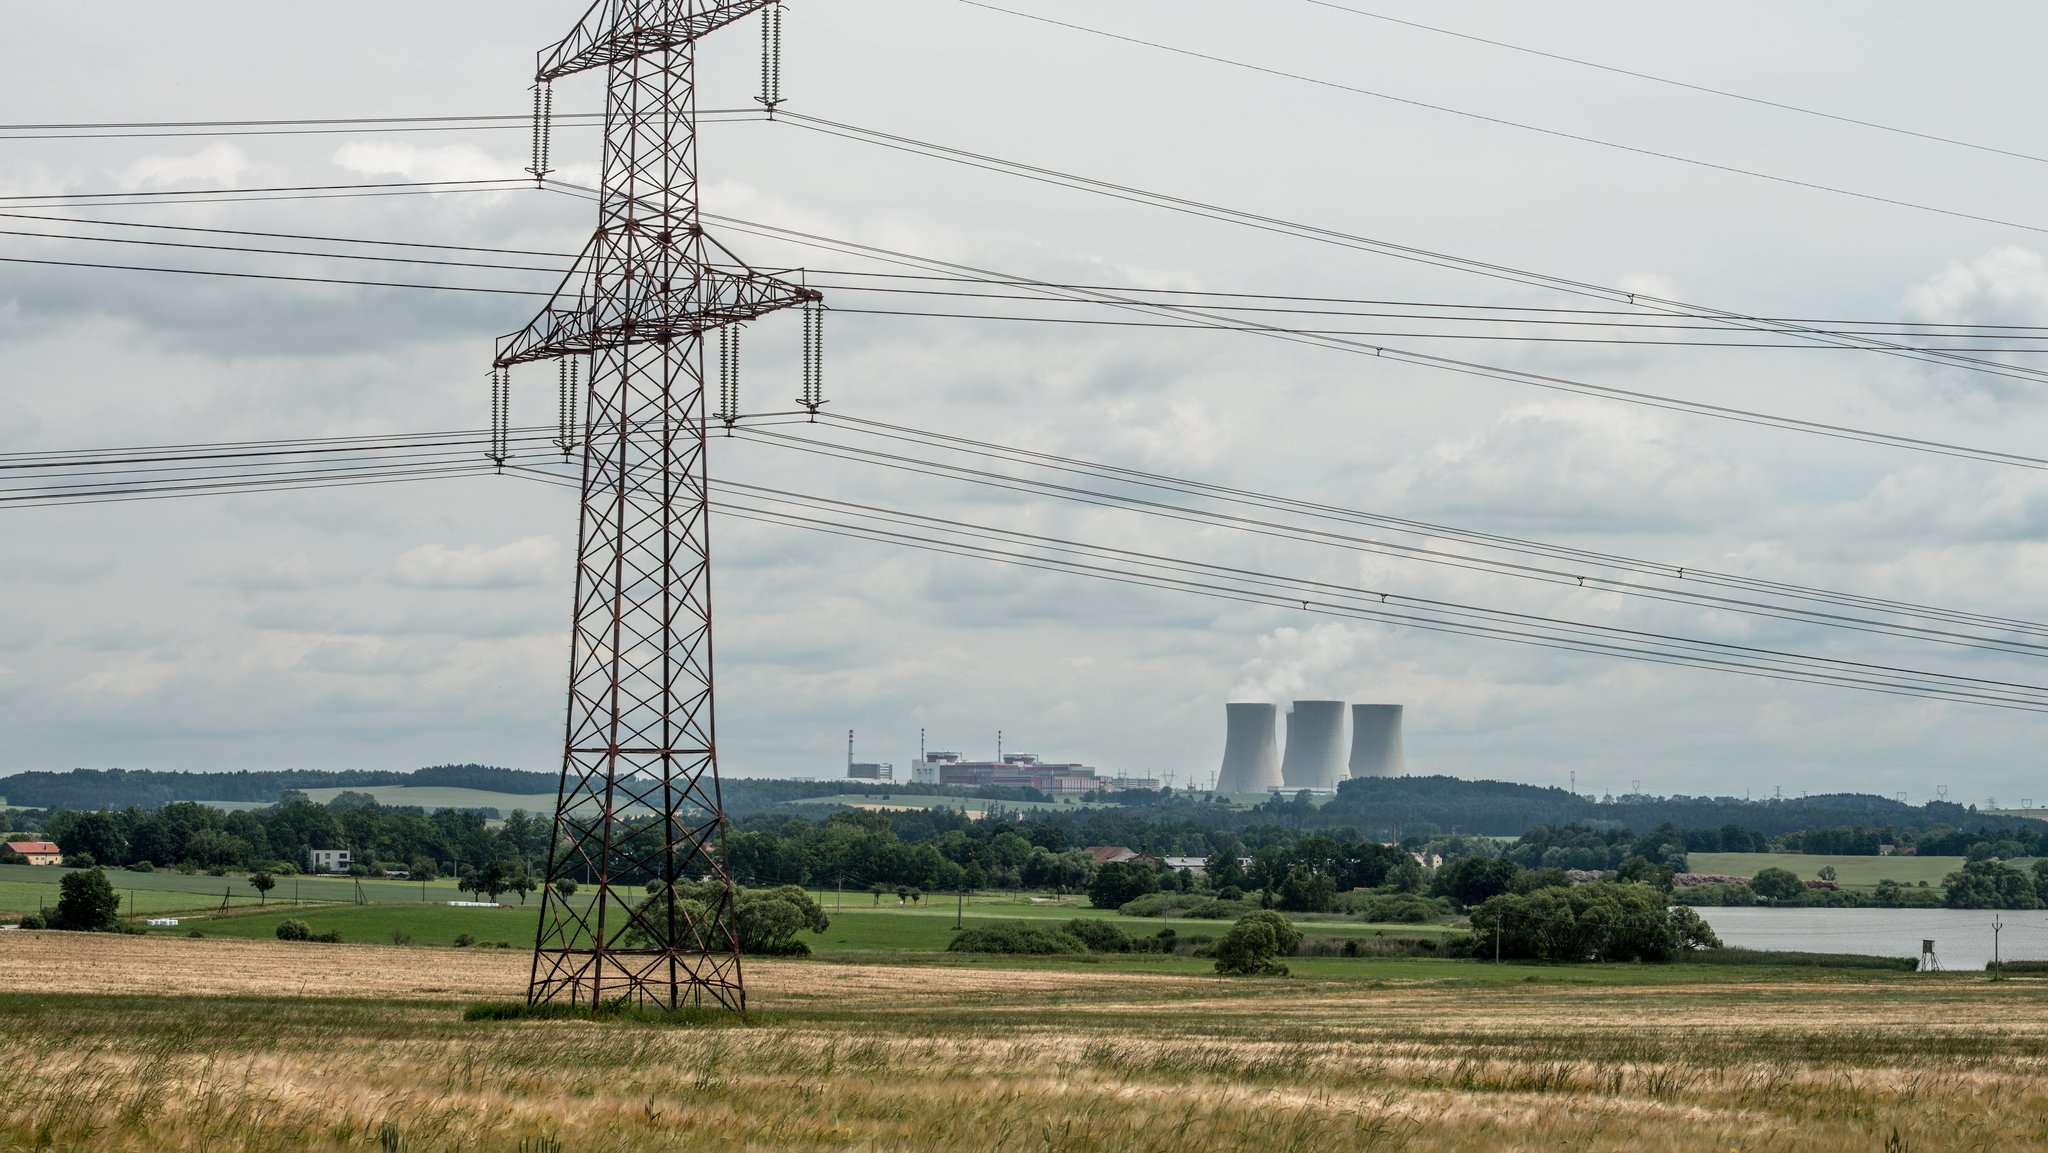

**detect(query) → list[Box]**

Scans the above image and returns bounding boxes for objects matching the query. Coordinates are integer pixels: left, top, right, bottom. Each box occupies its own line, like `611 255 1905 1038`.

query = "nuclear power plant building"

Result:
1347 703 1409 778
1280 700 1347 792
1216 702 1282 793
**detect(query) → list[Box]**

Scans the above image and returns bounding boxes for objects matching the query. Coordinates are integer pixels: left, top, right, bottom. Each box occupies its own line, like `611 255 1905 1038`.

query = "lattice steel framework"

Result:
495 0 816 1010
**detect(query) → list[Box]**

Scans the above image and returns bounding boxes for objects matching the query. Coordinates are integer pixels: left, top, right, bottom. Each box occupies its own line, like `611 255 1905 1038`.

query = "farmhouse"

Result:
5 841 61 867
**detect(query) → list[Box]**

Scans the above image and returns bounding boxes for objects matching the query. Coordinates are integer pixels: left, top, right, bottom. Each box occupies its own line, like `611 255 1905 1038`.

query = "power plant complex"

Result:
1218 701 1409 794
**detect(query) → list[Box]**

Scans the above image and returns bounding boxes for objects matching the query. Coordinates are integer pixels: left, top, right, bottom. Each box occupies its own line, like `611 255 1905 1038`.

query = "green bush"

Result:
946 922 1088 954
127 860 154 873
1331 891 1452 923
454 933 476 948
309 929 343 943
276 919 310 941
1063 918 1131 953
16 912 46 930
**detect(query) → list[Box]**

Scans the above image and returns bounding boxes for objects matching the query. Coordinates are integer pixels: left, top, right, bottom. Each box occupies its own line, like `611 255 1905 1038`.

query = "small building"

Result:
4 841 61 867
304 848 351 874
1084 846 1139 866
1162 856 1208 876
848 762 894 781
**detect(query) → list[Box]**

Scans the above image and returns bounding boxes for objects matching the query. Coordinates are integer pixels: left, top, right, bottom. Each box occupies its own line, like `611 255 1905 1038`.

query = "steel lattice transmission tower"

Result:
492 0 818 1010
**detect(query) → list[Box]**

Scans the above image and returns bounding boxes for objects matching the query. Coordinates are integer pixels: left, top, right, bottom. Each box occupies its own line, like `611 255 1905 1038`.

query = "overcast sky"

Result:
4 1 2047 803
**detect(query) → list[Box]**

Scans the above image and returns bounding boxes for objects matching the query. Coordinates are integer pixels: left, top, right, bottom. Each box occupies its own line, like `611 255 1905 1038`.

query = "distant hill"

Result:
0 764 556 811
1319 775 2011 838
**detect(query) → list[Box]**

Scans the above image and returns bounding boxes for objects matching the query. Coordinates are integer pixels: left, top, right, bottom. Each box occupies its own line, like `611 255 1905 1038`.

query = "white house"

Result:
304 848 351 874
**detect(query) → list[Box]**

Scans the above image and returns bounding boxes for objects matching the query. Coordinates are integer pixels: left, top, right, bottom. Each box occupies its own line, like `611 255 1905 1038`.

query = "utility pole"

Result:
1993 915 2005 980
1495 912 1502 965
504 0 818 1013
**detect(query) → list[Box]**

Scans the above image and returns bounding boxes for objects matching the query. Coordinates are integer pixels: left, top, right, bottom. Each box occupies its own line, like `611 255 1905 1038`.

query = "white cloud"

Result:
393 537 561 589
332 142 508 184
119 144 247 189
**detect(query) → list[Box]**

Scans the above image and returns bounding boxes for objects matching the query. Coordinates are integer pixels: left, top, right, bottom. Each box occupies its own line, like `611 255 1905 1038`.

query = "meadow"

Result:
134 890 1463 966
0 931 2041 1152
0 862 476 919
1689 852 1971 888
199 784 558 815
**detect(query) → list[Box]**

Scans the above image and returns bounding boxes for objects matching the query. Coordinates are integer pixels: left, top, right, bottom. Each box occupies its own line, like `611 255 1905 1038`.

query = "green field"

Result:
0 862 479 918
1688 851 1971 888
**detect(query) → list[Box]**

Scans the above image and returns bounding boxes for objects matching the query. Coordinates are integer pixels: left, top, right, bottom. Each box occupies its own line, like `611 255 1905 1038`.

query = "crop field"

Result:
0 932 2043 1152
1689 852 1971 888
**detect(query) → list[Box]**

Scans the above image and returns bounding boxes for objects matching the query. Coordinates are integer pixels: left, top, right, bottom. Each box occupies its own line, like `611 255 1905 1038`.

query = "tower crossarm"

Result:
539 0 778 81
495 261 818 368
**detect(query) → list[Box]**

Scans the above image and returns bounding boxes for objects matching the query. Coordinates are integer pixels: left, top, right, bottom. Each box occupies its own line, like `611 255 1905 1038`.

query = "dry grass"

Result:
0 931 2043 1151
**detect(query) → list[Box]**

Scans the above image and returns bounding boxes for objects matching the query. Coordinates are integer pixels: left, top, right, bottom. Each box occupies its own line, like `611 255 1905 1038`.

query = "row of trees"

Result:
18 795 547 880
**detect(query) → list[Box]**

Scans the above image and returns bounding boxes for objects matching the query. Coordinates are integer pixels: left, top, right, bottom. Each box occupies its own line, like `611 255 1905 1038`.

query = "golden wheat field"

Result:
0 932 2041 1152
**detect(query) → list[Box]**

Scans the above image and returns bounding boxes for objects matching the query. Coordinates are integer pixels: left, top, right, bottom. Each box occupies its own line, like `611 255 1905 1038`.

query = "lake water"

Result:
1692 906 2048 972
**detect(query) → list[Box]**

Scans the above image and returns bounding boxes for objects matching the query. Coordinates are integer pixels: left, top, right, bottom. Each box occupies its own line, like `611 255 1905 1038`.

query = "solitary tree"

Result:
1214 910 1300 977
249 870 276 906
52 867 121 932
553 878 578 900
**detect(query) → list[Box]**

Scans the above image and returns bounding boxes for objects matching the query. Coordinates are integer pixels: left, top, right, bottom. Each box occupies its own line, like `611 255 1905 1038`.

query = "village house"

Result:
4 841 62 867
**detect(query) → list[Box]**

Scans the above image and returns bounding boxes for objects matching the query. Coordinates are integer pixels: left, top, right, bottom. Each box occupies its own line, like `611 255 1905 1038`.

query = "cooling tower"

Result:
1280 700 1347 791
1348 703 1409 778
1216 702 1282 794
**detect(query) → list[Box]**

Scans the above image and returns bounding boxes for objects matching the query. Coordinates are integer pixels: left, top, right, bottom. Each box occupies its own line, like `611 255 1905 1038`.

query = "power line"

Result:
0 110 762 142
13 185 2047 472
685 207 2048 472
955 1 2048 238
506 462 2048 713
727 421 2048 659
812 416 2048 640
13 209 2043 344
1298 1 2048 169
0 178 527 203
0 254 550 297
770 113 2048 389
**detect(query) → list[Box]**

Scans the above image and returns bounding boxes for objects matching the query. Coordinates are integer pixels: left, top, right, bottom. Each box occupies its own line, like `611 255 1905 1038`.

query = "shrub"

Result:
1063 918 1131 953
60 852 96 870
310 929 343 943
16 912 46 930
128 860 154 873
1331 891 1453 923
1749 867 1805 903
185 929 204 938
1213 910 1301 977
276 919 311 941
946 922 1088 954
454 933 476 948
391 930 414 946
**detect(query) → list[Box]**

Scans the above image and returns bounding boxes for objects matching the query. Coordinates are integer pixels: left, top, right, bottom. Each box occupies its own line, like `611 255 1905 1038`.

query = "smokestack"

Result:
1216 702 1281 794
1348 704 1408 778
1280 700 1346 791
